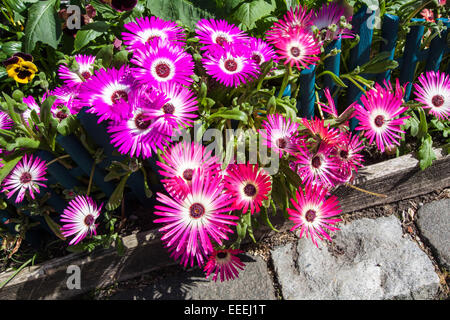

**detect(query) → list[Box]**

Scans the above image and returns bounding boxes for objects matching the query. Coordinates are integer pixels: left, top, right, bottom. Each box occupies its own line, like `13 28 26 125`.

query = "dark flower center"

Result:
224 59 238 72
81 71 91 80
276 138 287 149
155 62 171 78
243 183 257 197
111 0 138 11
189 203 205 219
134 113 152 130
305 209 316 222
339 150 349 159
374 115 385 128
84 214 95 226
15 68 32 80
56 110 68 120
311 156 322 168
182 169 194 181
251 53 262 65
111 90 128 104
431 94 444 107
217 251 228 259
215 36 228 46
163 103 175 114
147 35 160 43
19 172 32 184
290 46 301 57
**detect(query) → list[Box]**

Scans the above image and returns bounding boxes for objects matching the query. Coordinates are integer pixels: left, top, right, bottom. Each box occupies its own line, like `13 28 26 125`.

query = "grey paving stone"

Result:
271 215 440 300
416 199 450 270
111 254 276 300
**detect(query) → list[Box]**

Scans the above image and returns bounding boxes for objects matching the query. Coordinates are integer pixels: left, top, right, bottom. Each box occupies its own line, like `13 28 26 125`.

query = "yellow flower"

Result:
4 55 38 84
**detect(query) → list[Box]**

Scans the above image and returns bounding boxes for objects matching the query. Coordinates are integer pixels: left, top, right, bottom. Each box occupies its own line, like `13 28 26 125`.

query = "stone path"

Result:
105 199 449 300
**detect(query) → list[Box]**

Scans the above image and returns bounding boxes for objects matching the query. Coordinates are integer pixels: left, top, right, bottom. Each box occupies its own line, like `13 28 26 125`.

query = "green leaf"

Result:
318 70 348 88
112 50 129 68
0 154 23 185
7 137 40 151
40 95 56 128
97 44 114 68
145 0 215 29
106 173 130 211
208 108 248 122
0 42 23 56
74 29 103 52
409 117 419 137
359 51 398 74
57 115 78 136
23 0 61 52
417 134 436 171
279 160 302 189
417 107 428 139
43 214 66 241
232 0 275 30
115 237 125 256
261 206 278 232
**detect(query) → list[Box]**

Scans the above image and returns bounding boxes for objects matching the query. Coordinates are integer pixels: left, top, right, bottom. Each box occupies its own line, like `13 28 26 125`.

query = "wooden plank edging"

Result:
0 149 449 299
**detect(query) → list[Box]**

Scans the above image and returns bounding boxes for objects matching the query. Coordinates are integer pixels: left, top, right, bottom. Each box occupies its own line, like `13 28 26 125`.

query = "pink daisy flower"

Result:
195 18 248 51
202 43 259 87
22 96 41 125
311 3 354 41
108 88 172 159
0 111 13 130
274 28 321 71
122 16 185 52
294 142 340 189
58 54 96 88
247 37 278 66
131 40 194 87
223 163 272 215
266 5 313 44
60 195 103 246
2 154 47 203
147 82 199 134
45 87 79 121
259 113 299 158
78 65 134 122
204 249 246 282
354 87 409 153
318 88 338 118
157 141 222 199
414 70 450 120
333 131 364 173
154 171 239 267
301 117 342 146
288 184 342 247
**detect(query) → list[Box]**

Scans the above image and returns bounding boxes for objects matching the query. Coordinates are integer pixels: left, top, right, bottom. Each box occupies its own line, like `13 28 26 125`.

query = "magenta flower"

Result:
288 184 342 247
202 43 259 88
294 142 340 189
301 117 342 146
266 5 313 44
223 163 272 215
154 171 239 267
2 154 47 203
78 65 134 122
354 87 409 153
22 96 41 125
60 195 103 245
204 249 246 282
47 86 80 120
247 37 278 66
108 88 172 159
157 141 222 200
414 70 450 120
259 113 299 158
333 131 364 173
147 82 199 134
311 3 354 41
0 111 13 130
122 16 185 52
58 54 96 88
131 40 194 87
274 28 321 71
195 18 248 51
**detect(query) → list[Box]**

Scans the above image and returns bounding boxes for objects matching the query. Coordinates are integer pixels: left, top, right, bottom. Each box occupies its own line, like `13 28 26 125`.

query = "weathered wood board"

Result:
0 149 449 299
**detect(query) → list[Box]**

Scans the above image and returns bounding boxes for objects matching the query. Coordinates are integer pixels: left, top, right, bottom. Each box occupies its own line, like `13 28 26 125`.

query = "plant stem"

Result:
86 163 96 197
345 183 387 198
0 255 35 289
46 154 71 167
341 74 366 94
